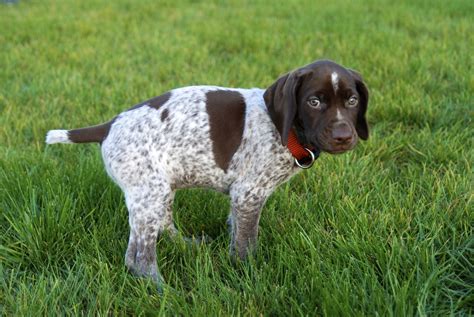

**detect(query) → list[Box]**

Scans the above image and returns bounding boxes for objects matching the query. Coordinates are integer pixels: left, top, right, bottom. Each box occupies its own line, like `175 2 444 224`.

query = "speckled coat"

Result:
104 86 299 277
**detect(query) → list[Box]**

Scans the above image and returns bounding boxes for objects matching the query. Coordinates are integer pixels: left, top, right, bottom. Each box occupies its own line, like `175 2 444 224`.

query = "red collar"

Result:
287 129 320 168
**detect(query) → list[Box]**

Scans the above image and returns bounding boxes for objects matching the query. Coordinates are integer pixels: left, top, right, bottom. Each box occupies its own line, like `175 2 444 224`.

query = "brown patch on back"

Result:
127 91 171 111
206 90 246 172
161 109 169 122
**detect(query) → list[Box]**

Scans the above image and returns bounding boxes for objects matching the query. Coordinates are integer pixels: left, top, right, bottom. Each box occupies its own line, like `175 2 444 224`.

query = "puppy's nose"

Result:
331 123 353 144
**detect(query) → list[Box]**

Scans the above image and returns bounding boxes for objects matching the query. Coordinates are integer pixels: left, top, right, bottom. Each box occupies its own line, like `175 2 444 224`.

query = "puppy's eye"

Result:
307 97 321 109
346 96 358 108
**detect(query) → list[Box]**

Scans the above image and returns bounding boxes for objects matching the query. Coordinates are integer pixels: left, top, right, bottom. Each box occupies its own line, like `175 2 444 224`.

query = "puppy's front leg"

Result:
229 184 269 260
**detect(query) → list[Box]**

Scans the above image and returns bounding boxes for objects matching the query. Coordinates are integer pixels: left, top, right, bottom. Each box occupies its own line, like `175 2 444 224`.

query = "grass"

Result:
0 0 473 315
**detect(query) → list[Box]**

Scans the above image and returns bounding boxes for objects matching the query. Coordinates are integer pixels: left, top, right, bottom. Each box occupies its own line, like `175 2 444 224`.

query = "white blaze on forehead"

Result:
336 108 343 121
331 72 339 94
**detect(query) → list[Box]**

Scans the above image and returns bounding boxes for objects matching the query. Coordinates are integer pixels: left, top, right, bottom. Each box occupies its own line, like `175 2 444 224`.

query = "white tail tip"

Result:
46 130 72 144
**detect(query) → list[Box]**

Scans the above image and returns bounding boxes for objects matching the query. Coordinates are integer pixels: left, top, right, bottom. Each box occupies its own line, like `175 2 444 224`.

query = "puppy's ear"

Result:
264 69 308 145
349 69 369 140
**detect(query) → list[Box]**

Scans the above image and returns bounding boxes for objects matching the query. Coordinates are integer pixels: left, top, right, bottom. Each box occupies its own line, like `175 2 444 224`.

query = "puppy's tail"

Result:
46 121 113 144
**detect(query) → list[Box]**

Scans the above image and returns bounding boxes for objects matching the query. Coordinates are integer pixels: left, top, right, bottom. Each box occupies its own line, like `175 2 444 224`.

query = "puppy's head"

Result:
264 60 369 154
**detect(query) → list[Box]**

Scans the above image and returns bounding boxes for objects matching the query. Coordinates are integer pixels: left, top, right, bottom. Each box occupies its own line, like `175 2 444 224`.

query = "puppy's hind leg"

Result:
123 179 175 290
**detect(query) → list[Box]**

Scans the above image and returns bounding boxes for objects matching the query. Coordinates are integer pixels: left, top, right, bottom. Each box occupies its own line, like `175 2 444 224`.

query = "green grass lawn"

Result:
1 0 473 315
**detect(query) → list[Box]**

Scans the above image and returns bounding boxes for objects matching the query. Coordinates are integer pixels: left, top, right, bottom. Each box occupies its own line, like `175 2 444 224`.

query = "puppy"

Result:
46 60 369 288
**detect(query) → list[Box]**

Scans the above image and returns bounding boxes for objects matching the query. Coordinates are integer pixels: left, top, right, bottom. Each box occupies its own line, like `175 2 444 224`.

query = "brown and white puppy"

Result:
46 60 369 290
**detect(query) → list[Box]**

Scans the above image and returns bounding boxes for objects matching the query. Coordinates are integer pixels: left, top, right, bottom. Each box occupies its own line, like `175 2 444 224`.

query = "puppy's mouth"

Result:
309 137 358 155
325 146 352 154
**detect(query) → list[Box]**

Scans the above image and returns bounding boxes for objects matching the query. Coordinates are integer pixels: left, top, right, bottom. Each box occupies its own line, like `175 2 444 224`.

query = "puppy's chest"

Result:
227 109 299 187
